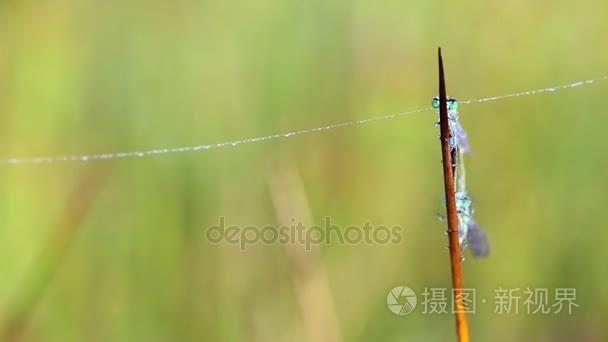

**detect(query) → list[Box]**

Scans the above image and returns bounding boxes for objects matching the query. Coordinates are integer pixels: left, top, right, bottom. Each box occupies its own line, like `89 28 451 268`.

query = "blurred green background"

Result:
1 0 607 341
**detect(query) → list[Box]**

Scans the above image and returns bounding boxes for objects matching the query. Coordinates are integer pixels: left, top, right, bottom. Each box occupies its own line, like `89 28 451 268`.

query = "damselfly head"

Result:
431 97 459 110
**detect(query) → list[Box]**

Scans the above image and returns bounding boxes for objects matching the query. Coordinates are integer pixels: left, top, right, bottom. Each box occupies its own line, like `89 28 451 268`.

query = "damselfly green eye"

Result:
455 191 472 208
447 98 459 110
432 97 440 109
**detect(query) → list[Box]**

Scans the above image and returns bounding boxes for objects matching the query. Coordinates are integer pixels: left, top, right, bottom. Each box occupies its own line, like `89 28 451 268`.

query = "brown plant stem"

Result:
437 47 470 342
